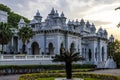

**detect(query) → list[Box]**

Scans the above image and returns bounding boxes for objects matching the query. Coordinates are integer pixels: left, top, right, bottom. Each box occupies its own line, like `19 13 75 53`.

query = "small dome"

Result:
80 18 85 25
54 10 59 17
19 18 25 24
98 27 104 33
67 19 72 25
91 23 96 33
75 19 79 25
30 19 38 24
109 34 114 42
86 21 90 28
36 10 40 16
50 8 55 15
104 29 108 35
61 12 65 17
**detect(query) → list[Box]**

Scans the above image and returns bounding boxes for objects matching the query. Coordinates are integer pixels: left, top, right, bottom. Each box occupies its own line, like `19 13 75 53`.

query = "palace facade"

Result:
0 9 114 67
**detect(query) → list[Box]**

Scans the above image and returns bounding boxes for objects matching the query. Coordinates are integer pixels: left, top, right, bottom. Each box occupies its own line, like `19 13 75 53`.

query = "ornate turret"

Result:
80 19 85 26
97 27 104 37
109 35 114 42
90 23 96 33
75 19 79 26
18 18 26 29
86 21 90 28
34 10 42 22
104 29 108 38
60 11 66 24
54 10 59 17
50 8 55 15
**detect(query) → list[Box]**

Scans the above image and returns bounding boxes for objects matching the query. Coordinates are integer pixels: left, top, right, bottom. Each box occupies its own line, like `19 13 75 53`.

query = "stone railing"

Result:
0 55 54 61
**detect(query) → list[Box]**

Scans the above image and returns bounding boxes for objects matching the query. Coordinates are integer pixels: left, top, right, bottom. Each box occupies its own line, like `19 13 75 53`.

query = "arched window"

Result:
48 43 54 55
70 43 75 53
60 43 64 54
95 48 97 61
88 49 92 61
85 48 86 59
102 47 104 61
31 42 39 55
82 48 84 57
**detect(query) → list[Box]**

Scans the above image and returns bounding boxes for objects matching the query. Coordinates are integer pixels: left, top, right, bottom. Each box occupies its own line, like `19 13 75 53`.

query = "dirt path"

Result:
89 69 120 76
0 75 20 80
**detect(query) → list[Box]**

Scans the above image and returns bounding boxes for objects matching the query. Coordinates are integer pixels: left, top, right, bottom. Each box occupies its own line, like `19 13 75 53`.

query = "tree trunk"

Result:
65 62 72 79
22 43 26 54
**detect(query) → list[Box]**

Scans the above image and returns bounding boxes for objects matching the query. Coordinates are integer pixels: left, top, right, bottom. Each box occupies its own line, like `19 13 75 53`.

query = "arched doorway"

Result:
102 47 104 61
95 48 97 61
70 43 75 53
48 43 54 55
88 49 92 61
60 43 65 54
31 42 39 55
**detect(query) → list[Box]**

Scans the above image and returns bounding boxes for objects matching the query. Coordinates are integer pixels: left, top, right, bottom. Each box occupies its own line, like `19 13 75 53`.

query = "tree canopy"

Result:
0 22 13 52
0 4 29 28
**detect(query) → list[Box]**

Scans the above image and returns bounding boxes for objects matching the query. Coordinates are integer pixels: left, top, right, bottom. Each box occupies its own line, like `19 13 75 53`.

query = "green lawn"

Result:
37 77 101 80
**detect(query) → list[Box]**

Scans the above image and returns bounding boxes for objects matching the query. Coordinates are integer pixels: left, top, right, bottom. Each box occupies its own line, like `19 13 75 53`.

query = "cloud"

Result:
91 20 111 26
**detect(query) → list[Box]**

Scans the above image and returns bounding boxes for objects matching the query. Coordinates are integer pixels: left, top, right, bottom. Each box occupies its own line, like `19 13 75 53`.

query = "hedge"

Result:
19 72 120 80
0 64 96 75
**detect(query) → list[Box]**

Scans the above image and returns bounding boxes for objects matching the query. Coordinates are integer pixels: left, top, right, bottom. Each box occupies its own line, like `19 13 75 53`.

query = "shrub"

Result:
113 52 120 68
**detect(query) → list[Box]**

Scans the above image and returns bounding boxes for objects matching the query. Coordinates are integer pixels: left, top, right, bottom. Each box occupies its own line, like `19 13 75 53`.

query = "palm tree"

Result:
18 26 34 54
0 22 13 53
52 49 84 79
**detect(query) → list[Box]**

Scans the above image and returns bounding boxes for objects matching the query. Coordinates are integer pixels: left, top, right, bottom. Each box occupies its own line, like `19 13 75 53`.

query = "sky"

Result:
0 0 120 40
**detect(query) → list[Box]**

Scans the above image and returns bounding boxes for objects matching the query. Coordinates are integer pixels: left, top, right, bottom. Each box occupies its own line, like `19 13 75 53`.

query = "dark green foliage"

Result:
0 64 96 75
0 3 29 28
0 22 13 53
113 52 120 68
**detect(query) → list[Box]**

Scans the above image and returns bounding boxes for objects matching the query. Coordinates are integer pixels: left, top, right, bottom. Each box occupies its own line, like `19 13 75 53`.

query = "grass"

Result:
37 77 101 80
84 78 101 80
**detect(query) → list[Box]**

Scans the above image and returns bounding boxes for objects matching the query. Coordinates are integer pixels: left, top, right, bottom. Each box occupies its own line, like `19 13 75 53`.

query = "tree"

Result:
108 39 120 56
0 3 30 28
113 52 120 68
0 22 13 53
18 26 34 54
52 49 84 79
115 7 120 27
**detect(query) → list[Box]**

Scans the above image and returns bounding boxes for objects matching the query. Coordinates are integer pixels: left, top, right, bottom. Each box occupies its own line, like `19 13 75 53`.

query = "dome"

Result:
30 19 38 24
67 19 72 25
75 19 79 25
109 34 114 42
50 8 55 15
98 27 104 33
90 23 96 33
19 18 25 24
80 19 85 25
61 12 64 17
35 10 41 16
104 29 108 35
86 21 90 28
54 10 59 17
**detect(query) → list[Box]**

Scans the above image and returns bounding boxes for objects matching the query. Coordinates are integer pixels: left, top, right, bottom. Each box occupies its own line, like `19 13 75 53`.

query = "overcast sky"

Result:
0 0 120 39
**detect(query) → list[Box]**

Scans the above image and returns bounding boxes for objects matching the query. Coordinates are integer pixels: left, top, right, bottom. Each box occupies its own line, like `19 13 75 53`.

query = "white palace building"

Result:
0 9 115 68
